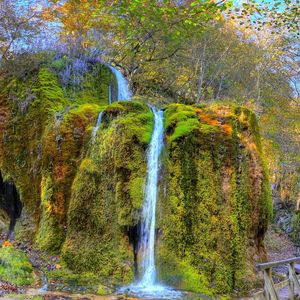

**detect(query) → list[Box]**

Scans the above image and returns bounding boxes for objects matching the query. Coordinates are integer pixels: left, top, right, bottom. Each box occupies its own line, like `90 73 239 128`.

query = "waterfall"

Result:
119 108 181 299
139 108 164 287
108 65 132 101
92 65 131 142
92 111 103 143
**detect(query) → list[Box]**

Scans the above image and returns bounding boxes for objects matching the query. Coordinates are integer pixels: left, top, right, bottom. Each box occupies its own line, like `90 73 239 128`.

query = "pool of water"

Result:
117 284 211 300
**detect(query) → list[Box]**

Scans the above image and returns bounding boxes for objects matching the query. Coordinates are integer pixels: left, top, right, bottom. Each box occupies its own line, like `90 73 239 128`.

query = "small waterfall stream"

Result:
108 65 132 101
91 65 180 298
121 108 181 299
92 111 103 143
139 108 164 287
92 65 131 141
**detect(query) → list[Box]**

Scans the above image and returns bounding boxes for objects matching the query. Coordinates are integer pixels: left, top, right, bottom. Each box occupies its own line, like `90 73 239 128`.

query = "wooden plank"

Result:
290 263 300 295
252 274 300 299
263 268 280 300
289 278 295 300
257 257 300 271
275 278 289 291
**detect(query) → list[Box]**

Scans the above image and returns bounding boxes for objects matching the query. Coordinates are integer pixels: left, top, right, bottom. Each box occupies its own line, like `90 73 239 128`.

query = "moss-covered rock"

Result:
0 57 272 296
61 101 153 284
0 61 114 251
156 104 272 294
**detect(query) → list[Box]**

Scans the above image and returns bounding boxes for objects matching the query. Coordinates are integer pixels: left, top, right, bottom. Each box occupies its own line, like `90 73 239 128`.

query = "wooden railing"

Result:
255 257 300 299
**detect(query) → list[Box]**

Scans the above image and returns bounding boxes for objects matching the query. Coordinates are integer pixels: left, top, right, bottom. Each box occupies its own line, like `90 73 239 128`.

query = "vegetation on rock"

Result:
0 244 33 286
0 0 299 297
0 59 272 294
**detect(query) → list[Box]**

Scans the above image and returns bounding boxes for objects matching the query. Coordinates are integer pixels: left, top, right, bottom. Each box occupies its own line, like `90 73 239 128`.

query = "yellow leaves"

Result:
40 10 55 22
175 74 189 85
45 202 53 213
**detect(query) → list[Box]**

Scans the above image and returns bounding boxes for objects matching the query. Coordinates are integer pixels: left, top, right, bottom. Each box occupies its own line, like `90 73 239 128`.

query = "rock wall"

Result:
156 104 272 294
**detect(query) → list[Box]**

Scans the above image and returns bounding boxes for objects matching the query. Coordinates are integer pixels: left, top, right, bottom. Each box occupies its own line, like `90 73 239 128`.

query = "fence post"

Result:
289 262 300 298
289 263 295 300
263 268 279 300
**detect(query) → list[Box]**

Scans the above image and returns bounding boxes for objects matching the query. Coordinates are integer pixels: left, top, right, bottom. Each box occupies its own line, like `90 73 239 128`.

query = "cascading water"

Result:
108 65 132 101
92 65 131 141
92 111 103 143
139 108 164 287
120 108 181 299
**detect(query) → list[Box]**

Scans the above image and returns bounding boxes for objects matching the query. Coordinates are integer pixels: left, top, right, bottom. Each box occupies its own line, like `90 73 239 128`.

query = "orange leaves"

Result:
40 10 55 22
195 107 233 135
221 124 232 135
200 114 220 126
193 108 202 114
2 240 13 248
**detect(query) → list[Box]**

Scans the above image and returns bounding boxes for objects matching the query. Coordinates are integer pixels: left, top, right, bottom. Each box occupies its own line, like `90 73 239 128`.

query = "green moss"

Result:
199 123 220 134
165 109 197 129
62 236 134 285
170 118 199 142
157 247 212 296
61 101 152 283
164 104 200 142
35 175 65 252
117 112 153 145
157 104 272 296
96 284 113 295
129 177 145 208
71 64 112 106
79 158 98 174
0 59 272 298
66 103 102 120
0 246 34 286
32 67 69 113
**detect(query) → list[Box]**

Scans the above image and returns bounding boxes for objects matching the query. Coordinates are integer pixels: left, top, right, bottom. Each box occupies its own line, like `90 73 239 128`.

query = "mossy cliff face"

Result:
0 61 272 295
0 63 112 248
62 101 153 284
156 104 272 294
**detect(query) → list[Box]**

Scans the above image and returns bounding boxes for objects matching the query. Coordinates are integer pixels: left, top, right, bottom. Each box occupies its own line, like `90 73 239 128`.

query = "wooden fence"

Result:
254 257 300 300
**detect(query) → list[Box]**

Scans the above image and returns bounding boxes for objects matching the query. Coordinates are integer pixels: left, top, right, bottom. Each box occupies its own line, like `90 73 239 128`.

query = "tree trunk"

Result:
196 40 207 103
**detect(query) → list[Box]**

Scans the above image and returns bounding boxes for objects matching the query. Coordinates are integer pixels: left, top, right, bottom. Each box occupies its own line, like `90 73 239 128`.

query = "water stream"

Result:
92 111 103 143
92 65 131 141
108 65 132 101
120 108 181 299
139 108 164 287
92 66 180 298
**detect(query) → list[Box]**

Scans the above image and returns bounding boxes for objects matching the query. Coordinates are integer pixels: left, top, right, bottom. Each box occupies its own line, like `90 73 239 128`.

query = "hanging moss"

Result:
71 64 114 106
157 104 272 295
61 101 153 283
35 175 64 251
0 56 272 297
0 60 112 250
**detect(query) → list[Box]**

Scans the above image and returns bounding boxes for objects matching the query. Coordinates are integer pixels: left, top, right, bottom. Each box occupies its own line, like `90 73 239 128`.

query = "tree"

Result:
0 0 45 61
47 0 230 78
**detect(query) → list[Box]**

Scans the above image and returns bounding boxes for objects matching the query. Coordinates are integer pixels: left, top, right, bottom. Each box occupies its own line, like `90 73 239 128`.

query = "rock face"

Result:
157 104 272 294
0 61 272 295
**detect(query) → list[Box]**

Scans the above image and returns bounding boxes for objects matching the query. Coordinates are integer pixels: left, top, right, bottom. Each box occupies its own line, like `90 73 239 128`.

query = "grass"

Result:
0 245 34 286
